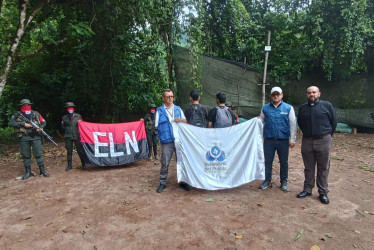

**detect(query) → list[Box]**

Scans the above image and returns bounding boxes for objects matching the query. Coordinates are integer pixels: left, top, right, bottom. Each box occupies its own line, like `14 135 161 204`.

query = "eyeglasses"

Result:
165 96 174 99
271 93 281 97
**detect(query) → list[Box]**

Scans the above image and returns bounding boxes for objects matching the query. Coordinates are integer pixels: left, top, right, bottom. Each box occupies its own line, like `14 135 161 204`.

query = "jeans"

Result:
263 138 289 182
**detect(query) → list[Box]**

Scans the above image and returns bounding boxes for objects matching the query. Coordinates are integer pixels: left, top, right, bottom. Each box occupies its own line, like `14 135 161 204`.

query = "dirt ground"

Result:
0 133 374 250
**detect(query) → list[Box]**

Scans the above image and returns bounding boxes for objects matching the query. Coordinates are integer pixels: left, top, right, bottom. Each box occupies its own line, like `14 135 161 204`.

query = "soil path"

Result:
0 133 373 249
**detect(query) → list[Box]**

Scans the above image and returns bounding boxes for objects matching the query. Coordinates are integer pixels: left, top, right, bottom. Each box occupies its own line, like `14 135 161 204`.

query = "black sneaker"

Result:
280 180 289 192
156 184 166 193
179 183 191 191
296 191 312 198
179 182 191 191
259 180 271 190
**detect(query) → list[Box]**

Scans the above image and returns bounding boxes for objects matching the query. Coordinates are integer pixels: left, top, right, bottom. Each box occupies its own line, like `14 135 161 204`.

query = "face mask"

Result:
150 108 156 113
21 105 32 114
67 107 75 114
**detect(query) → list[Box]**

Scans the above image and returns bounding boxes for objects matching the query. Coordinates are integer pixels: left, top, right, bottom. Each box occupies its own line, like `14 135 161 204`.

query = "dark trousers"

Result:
301 134 332 195
20 135 44 167
65 137 85 165
146 132 158 157
160 142 176 185
264 138 289 182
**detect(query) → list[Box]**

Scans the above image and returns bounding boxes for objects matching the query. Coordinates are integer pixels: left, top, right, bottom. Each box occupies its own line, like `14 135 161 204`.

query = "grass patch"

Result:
358 166 374 172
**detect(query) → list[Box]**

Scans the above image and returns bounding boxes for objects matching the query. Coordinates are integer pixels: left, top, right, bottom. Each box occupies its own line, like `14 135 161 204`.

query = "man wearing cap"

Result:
258 87 296 192
141 104 159 160
61 102 86 171
296 86 337 204
9 99 50 179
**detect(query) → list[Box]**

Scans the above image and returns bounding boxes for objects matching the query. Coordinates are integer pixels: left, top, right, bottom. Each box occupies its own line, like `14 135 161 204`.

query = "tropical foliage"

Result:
0 0 373 130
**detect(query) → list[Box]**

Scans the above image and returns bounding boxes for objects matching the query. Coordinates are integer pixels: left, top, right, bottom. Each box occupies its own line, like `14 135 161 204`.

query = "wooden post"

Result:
260 31 271 106
237 57 246 117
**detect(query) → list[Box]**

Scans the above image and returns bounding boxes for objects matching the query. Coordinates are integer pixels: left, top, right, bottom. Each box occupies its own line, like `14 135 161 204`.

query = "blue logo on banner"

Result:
206 146 226 162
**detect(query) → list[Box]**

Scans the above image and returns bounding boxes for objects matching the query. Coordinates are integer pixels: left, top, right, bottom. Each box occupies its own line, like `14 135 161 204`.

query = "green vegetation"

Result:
0 0 373 130
0 127 16 144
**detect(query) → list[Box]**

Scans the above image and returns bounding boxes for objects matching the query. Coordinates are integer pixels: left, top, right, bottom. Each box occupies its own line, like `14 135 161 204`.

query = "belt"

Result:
267 137 287 140
303 134 330 140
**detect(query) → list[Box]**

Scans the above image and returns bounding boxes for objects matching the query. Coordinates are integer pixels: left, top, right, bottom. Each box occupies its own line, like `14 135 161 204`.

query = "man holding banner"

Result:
258 87 296 192
155 89 188 193
62 102 86 171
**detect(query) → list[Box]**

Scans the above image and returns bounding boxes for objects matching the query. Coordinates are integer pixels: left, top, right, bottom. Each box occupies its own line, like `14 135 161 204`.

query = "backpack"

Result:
214 106 232 128
189 104 206 128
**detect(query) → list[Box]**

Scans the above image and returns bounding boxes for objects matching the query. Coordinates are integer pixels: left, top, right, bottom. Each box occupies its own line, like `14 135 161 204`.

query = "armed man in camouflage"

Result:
61 102 86 171
142 104 159 160
9 99 49 179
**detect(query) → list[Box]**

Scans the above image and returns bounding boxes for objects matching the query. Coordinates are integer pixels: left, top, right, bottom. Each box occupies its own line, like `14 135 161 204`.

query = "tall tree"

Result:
0 0 50 97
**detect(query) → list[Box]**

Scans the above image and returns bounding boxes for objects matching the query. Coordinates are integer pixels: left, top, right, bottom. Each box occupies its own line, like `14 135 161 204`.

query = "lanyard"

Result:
166 107 174 119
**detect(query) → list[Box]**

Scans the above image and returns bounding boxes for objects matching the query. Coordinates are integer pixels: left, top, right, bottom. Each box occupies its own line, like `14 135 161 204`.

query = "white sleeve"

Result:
155 111 159 128
180 109 186 120
259 109 265 123
289 106 297 143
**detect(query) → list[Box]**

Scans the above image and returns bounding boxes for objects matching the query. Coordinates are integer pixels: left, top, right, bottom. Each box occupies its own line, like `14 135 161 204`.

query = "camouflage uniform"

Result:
61 102 86 171
144 104 158 160
8 99 49 179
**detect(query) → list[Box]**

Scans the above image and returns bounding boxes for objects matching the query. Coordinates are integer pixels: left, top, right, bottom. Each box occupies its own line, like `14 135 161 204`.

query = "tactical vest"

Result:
14 111 42 137
144 113 156 132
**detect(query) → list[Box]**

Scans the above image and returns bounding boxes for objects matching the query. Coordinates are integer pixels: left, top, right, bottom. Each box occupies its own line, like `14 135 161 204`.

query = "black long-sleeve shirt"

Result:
297 100 337 137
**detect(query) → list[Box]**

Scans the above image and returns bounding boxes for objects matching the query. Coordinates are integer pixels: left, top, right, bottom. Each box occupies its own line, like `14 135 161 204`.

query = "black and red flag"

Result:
78 121 149 166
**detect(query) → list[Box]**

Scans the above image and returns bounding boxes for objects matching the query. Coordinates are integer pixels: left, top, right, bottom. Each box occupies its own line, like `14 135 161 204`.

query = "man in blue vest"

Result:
155 89 188 193
259 87 297 192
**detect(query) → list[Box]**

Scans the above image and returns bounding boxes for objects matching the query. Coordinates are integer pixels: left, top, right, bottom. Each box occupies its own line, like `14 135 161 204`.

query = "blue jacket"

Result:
262 102 291 139
157 105 182 144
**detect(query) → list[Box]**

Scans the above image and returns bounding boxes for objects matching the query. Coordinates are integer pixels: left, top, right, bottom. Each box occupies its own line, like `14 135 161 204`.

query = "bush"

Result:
0 127 17 144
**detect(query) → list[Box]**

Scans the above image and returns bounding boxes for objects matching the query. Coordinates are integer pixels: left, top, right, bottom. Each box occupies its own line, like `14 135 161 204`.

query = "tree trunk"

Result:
0 0 49 98
0 0 3 16
167 21 174 91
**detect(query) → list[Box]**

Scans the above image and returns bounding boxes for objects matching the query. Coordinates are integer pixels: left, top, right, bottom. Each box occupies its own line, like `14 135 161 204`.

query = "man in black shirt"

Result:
184 90 209 127
208 92 236 128
296 86 337 204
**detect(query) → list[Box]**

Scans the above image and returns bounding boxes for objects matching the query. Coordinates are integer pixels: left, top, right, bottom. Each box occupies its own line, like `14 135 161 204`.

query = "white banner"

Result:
174 118 265 190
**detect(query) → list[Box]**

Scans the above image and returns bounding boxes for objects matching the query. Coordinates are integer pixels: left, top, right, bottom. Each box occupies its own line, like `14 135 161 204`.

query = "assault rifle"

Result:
18 112 58 147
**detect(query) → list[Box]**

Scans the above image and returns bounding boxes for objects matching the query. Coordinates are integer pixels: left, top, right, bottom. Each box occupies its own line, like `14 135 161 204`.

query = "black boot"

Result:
66 162 72 171
79 156 86 169
81 161 86 170
154 146 158 160
39 164 50 177
22 166 33 180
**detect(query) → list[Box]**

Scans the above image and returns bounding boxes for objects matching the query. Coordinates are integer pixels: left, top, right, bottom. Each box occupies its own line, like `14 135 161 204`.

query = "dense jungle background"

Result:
1 0 373 135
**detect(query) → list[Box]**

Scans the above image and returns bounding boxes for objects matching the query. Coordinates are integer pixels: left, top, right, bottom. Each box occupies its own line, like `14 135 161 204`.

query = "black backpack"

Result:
189 104 206 128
